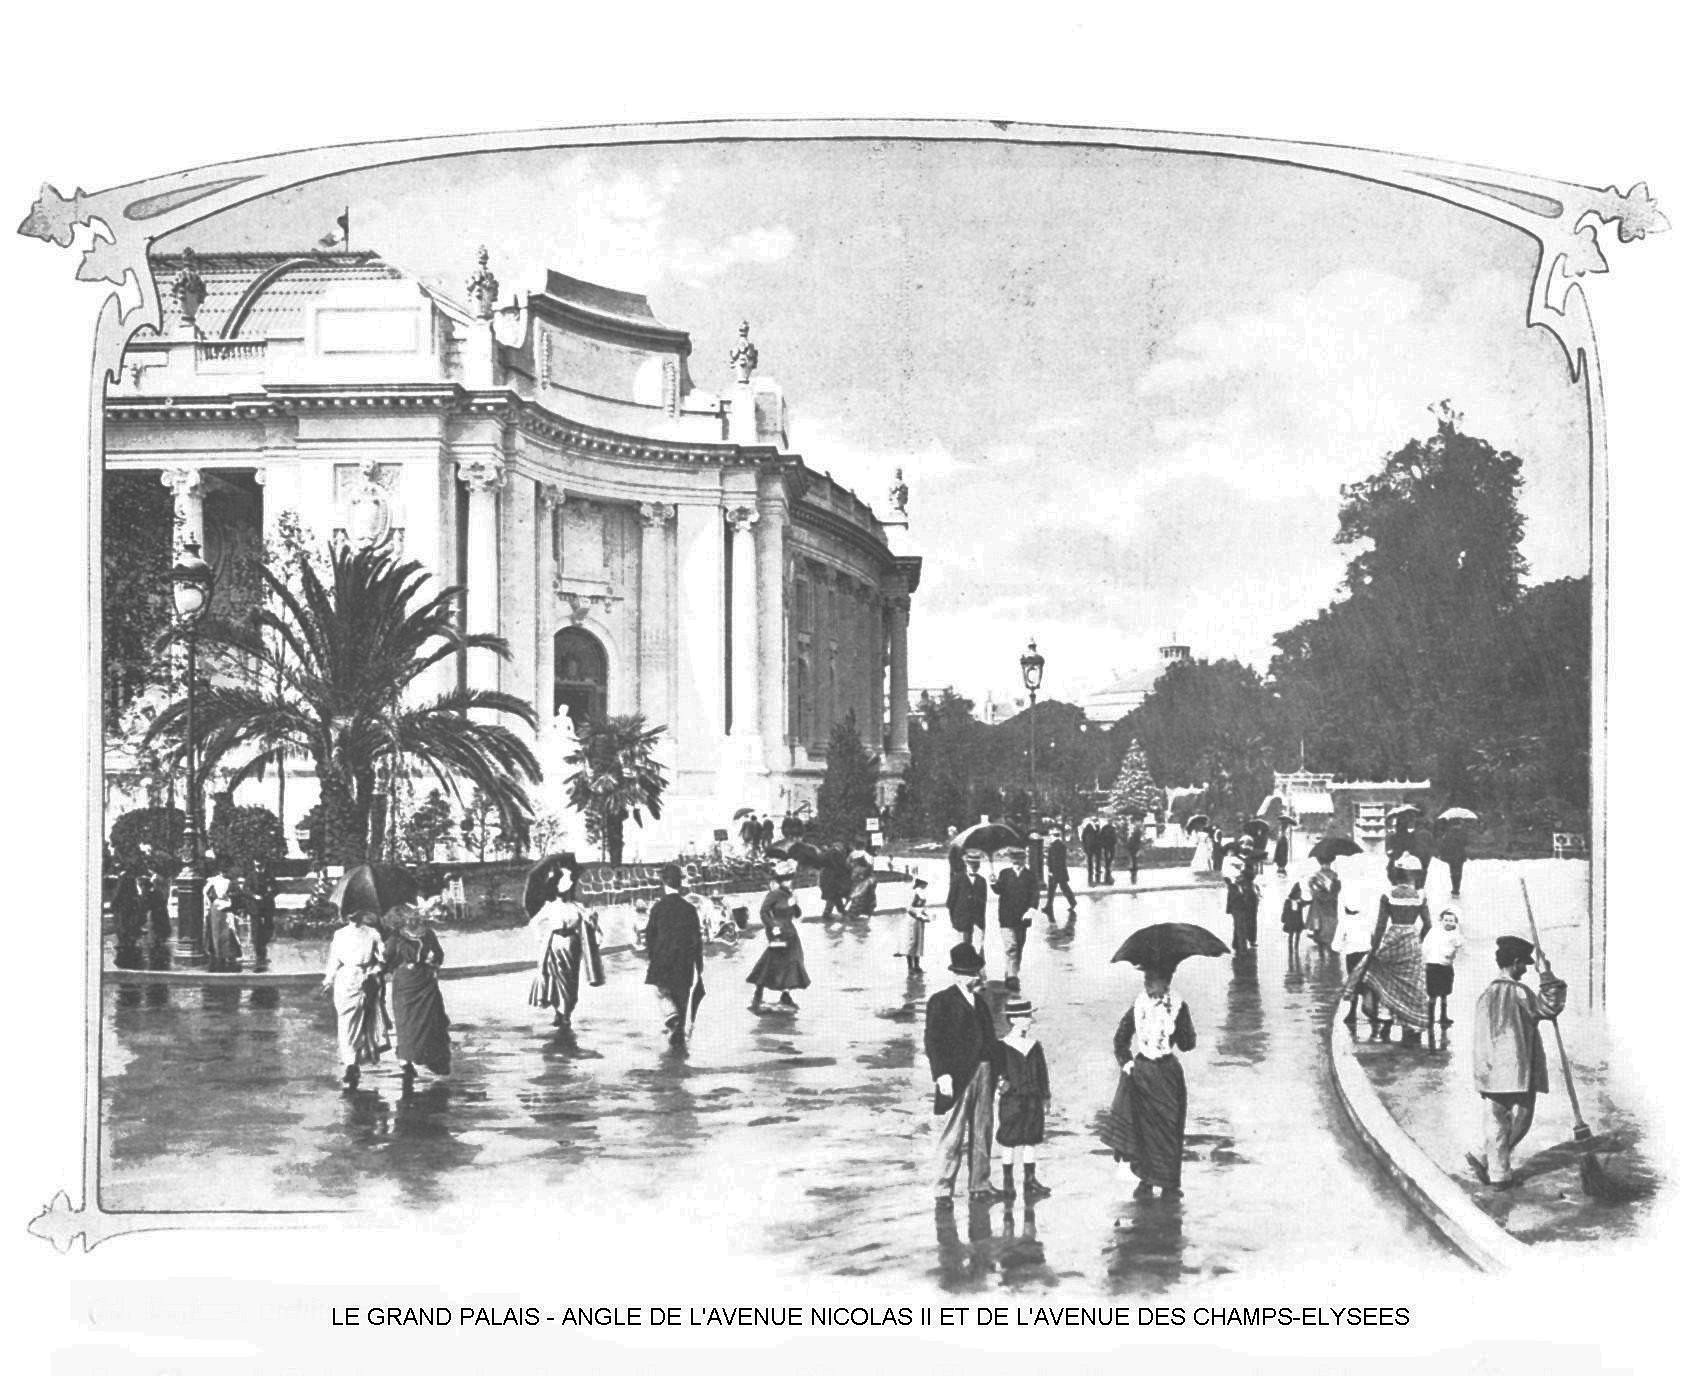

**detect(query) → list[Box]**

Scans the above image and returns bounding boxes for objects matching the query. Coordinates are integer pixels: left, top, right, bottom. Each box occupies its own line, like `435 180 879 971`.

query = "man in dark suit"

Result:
1125 819 1146 884
1098 818 1119 885
925 941 1002 1202
1080 818 1101 885
947 850 989 949
1043 826 1076 919
644 863 704 1046
992 846 1038 992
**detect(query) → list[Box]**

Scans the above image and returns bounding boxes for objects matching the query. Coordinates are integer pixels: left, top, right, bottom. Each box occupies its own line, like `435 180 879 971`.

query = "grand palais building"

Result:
104 247 921 855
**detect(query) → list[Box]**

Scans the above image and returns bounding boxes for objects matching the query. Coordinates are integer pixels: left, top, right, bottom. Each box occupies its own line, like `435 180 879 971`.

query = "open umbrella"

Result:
1112 922 1230 973
331 863 419 918
1437 806 1479 823
1256 793 1291 820
951 821 1024 854
524 852 580 918
1385 803 1423 822
1184 814 1211 833
1240 818 1271 843
766 840 832 868
1309 836 1363 863
732 807 758 821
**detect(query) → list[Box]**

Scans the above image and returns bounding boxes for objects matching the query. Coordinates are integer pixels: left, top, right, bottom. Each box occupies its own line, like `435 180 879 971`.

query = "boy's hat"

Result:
948 942 985 975
1005 845 1027 860
1394 853 1424 871
1005 997 1034 1018
1495 935 1535 965
658 863 685 890
963 849 984 862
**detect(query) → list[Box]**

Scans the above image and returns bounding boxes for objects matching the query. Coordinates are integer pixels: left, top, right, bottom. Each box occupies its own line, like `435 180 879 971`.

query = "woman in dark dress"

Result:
1100 967 1197 1197
383 901 451 1084
747 859 811 1011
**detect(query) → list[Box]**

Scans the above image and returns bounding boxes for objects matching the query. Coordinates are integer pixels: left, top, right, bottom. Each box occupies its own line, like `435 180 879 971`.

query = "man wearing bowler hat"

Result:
644 863 704 1047
1466 935 1567 1189
992 846 1038 993
925 942 1003 1203
948 850 990 951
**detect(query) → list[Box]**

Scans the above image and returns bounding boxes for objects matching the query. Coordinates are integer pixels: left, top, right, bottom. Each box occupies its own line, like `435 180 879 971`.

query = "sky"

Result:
167 140 1590 705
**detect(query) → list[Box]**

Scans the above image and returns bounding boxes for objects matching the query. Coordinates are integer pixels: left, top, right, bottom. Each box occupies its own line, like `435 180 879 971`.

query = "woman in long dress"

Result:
1189 828 1214 874
1358 853 1432 1042
1306 858 1341 952
747 858 811 1011
847 848 879 919
321 907 389 1088
1100 967 1197 1197
527 852 601 1029
383 901 451 1084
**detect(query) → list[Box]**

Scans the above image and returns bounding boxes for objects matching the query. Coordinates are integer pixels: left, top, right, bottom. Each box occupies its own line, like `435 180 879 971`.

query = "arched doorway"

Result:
553 626 607 728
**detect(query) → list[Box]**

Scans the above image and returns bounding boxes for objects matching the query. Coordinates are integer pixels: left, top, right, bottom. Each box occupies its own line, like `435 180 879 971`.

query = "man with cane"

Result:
1465 934 1568 1189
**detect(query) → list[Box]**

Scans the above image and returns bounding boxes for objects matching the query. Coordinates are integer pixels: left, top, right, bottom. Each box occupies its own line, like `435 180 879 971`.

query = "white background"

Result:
2 3 1676 1371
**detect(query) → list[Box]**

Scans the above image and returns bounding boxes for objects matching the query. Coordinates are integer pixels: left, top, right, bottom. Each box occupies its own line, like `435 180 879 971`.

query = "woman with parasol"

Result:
320 903 389 1089
747 857 812 1012
1099 924 1225 1197
526 853 603 1030
1222 835 1262 954
381 899 451 1087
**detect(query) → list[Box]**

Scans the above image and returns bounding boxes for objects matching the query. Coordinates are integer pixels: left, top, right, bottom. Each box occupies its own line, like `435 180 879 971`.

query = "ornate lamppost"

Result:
170 540 215 965
1019 638 1045 812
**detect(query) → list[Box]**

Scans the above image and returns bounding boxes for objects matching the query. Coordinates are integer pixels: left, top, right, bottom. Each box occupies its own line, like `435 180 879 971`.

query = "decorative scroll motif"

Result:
729 320 758 382
639 501 675 529
466 245 499 320
456 456 506 493
726 503 760 533
557 586 618 624
159 466 204 503
537 482 567 512
331 459 403 552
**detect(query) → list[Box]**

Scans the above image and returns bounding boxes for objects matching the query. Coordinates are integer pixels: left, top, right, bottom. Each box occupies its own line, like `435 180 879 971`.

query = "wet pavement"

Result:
102 875 1456 1289
1343 858 1665 1251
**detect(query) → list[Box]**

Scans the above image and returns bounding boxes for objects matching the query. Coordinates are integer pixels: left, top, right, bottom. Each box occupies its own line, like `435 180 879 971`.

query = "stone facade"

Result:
104 250 918 856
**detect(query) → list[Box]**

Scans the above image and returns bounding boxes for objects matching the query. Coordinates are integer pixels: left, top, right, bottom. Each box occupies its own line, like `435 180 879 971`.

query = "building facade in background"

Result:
104 248 919 855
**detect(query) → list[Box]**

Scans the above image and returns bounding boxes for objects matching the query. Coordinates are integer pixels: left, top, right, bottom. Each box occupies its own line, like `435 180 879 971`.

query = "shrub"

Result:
109 807 185 871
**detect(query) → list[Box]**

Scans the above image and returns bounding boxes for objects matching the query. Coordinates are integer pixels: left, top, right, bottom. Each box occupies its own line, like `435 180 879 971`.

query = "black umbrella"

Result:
524 852 580 917
951 821 1024 854
766 840 832 867
1111 922 1230 973
1385 803 1423 822
1309 836 1363 863
1241 818 1271 842
1184 814 1211 833
331 863 419 918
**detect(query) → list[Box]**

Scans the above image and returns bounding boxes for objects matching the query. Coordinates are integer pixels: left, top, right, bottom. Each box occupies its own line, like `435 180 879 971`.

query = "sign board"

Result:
712 829 729 842
865 816 880 831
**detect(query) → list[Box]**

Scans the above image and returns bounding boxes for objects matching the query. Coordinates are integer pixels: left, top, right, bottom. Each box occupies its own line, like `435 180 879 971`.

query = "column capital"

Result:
160 467 204 499
639 501 676 529
537 482 566 512
886 593 913 618
253 468 268 487
457 456 506 494
725 503 760 533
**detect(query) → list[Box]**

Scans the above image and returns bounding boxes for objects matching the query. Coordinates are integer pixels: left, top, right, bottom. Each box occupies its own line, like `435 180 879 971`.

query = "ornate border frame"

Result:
18 117 1664 1253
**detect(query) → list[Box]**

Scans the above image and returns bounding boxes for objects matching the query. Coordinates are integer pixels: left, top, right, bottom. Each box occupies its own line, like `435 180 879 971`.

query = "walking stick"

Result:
1518 877 1593 1143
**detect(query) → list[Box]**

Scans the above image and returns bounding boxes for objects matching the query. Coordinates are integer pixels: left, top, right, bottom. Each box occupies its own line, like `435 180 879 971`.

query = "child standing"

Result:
1280 879 1307 957
1422 907 1467 1028
995 997 1052 1200
899 875 931 974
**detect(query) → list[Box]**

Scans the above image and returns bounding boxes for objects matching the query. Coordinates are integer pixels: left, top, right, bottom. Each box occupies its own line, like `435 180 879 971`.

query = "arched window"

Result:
553 627 607 727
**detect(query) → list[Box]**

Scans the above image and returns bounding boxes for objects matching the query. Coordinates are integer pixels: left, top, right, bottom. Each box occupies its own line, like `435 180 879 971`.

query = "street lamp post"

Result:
1019 638 1045 814
170 540 215 965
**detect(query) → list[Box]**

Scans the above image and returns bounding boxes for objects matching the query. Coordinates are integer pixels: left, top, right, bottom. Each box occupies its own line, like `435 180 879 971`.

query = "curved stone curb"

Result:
1327 1020 1529 1273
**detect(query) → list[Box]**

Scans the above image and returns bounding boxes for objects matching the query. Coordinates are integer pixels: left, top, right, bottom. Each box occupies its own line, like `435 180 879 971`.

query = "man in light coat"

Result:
1465 935 1567 1189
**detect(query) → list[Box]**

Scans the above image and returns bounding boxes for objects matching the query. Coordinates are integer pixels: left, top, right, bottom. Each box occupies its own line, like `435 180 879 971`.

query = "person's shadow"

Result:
1105 1194 1188 1292
932 1198 997 1290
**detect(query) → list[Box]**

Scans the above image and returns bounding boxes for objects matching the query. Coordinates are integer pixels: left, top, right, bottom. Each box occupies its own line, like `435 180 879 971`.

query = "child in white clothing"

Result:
1421 907 1467 1028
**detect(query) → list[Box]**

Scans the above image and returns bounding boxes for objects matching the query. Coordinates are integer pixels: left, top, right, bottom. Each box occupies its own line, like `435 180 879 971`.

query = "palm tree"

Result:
564 714 669 864
144 540 540 865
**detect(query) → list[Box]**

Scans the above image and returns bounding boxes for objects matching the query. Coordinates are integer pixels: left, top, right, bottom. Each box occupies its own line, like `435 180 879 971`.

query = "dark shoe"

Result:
1004 977 1021 993
1132 1182 1155 1199
1001 1167 1017 1199
1343 1009 1359 1027
968 1184 1005 1203
1490 1178 1515 1192
1464 1153 1490 1185
1024 1166 1051 1199
1400 1026 1420 1046
1440 1015 1454 1028
400 1062 416 1086
779 993 798 1008
342 1065 359 1089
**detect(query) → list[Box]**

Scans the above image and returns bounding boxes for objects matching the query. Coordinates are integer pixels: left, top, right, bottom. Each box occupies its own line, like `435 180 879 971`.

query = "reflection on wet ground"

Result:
103 877 1453 1288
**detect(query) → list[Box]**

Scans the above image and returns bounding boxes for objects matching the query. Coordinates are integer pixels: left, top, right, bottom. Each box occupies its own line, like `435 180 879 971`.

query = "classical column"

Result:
887 595 911 755
727 504 762 746
456 456 505 694
757 499 789 764
536 483 565 733
160 467 205 551
637 502 676 731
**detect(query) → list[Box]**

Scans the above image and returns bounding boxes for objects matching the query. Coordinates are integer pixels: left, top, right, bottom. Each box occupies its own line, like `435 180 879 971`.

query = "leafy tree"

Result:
1109 738 1164 818
459 785 500 862
564 713 669 865
102 471 175 719
108 806 185 873
143 539 540 866
401 788 456 863
208 804 288 873
816 712 880 844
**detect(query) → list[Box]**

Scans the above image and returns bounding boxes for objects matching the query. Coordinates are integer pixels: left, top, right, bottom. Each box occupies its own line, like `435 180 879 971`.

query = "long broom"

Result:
1518 877 1595 1146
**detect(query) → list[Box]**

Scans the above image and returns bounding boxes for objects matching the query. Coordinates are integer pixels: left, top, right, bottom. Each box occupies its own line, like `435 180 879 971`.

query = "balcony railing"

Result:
195 339 266 370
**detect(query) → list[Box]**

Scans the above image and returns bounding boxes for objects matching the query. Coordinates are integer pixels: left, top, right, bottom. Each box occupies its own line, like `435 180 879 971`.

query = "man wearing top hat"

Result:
1466 935 1567 1189
644 863 705 1047
992 846 1039 993
948 850 990 950
925 941 1003 1202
